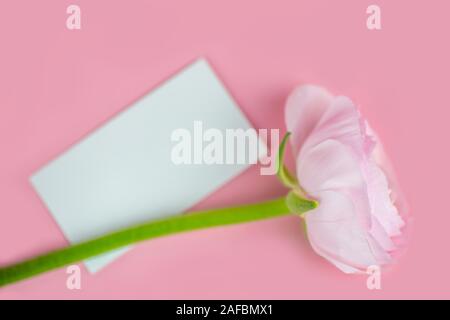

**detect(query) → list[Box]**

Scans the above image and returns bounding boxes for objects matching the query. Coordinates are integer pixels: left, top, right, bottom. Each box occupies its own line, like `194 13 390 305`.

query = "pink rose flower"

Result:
285 85 407 273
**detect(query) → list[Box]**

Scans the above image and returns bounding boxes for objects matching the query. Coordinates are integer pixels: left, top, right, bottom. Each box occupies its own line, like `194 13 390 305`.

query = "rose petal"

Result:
285 85 333 156
297 139 363 196
305 191 380 271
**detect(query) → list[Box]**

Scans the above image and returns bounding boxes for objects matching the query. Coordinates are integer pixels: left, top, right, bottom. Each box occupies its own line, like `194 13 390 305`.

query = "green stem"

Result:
0 196 315 288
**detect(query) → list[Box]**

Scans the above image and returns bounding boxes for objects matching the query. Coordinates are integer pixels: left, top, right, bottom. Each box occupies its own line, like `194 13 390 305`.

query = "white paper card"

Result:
31 59 265 273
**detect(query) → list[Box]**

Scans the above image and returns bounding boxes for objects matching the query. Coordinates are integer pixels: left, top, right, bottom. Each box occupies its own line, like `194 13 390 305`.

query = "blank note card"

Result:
31 59 264 272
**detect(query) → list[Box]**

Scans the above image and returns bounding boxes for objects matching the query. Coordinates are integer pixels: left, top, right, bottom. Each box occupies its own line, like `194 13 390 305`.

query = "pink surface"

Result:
0 0 449 299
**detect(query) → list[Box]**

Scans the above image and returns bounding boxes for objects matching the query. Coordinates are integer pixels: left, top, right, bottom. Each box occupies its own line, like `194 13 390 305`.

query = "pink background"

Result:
0 0 449 299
